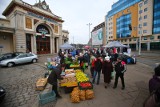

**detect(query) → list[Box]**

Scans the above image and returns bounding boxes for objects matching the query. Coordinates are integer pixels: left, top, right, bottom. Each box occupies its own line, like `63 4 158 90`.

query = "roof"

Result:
2 0 64 23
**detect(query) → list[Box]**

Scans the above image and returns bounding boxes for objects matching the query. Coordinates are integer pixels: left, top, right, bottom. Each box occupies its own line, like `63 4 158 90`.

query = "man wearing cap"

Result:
113 57 127 90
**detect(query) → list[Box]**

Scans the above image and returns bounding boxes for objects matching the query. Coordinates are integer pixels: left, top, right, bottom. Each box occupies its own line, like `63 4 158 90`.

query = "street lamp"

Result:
87 23 92 45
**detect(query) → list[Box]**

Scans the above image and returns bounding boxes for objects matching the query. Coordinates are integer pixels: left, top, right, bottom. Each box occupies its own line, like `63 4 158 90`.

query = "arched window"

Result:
36 24 50 34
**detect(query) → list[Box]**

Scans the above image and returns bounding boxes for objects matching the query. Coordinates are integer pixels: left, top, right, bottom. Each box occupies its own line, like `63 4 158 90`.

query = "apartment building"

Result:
105 0 160 51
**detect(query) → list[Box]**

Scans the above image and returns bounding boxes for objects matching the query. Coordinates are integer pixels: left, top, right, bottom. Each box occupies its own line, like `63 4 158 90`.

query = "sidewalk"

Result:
32 54 153 107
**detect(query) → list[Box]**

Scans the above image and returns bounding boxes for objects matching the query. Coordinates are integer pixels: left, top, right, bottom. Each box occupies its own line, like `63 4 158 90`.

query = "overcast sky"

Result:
0 0 117 44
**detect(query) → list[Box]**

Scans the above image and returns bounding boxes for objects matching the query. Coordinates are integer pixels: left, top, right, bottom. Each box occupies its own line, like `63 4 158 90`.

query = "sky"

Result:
0 0 118 44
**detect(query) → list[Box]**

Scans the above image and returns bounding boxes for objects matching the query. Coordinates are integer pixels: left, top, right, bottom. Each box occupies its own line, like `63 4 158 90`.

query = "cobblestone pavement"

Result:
0 54 57 107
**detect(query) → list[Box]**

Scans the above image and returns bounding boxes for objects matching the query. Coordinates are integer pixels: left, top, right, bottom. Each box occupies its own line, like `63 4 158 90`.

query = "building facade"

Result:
91 22 106 47
105 0 160 51
0 0 69 54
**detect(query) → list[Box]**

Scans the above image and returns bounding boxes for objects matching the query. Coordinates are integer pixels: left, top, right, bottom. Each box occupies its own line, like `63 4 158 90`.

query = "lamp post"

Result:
87 23 92 46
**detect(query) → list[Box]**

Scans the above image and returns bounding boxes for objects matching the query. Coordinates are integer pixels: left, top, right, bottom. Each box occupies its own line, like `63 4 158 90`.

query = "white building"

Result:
0 0 69 54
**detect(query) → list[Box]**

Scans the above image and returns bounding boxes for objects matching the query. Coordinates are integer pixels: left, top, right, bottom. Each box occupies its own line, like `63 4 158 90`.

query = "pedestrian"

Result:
102 56 113 88
58 49 62 58
78 53 85 72
113 57 127 90
47 64 65 98
92 54 103 85
149 64 160 93
90 53 96 78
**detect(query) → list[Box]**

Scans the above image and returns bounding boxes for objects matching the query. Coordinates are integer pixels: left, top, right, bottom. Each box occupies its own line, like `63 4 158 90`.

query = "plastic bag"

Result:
111 71 115 79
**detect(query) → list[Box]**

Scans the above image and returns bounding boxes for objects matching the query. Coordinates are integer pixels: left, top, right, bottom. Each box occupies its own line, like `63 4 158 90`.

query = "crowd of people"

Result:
56 48 127 90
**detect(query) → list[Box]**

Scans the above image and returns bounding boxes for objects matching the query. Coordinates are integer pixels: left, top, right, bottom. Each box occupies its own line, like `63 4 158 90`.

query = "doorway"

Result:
36 36 50 54
54 37 57 53
26 34 32 53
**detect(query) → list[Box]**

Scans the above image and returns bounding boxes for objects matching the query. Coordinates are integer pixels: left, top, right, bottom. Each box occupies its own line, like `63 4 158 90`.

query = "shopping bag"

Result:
111 71 115 79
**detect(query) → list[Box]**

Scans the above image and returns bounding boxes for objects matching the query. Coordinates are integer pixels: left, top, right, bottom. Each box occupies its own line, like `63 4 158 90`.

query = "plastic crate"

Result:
39 91 56 105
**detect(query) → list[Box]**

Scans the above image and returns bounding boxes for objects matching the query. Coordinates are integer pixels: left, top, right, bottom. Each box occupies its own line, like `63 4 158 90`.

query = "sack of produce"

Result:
79 90 86 101
85 89 94 99
71 87 80 103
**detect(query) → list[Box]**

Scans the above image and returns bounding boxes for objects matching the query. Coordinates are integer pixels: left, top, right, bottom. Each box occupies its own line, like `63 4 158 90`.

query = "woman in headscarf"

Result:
102 56 113 88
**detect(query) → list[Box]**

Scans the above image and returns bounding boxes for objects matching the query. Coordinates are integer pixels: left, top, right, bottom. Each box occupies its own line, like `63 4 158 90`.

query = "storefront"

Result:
0 0 69 54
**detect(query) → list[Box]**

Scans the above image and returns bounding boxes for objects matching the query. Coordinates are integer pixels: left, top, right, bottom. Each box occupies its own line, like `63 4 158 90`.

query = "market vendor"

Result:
65 54 73 69
47 64 65 98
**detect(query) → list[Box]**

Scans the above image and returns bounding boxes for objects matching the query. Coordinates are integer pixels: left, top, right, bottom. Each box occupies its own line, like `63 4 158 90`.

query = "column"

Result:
13 34 16 52
50 36 55 54
32 34 37 54
147 42 150 51
136 43 138 51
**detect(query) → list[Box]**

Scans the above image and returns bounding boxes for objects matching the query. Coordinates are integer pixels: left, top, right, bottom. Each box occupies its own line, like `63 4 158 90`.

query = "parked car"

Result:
0 86 6 102
0 52 23 61
0 53 38 67
119 53 136 64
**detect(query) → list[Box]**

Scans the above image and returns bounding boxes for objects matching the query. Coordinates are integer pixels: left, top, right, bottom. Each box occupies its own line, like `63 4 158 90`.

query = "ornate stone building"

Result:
0 0 69 54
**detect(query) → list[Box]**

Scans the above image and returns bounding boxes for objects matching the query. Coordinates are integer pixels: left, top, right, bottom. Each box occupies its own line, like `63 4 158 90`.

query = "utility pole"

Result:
87 23 92 45
73 36 74 44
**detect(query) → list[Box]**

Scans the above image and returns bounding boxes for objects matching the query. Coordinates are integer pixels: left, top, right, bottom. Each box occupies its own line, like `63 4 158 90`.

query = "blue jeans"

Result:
92 70 101 84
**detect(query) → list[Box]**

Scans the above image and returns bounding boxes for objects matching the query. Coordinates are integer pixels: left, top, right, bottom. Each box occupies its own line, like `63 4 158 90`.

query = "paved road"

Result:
132 51 160 68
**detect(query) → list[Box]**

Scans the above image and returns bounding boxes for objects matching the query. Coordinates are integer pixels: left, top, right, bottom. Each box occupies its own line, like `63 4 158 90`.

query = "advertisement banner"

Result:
92 28 103 45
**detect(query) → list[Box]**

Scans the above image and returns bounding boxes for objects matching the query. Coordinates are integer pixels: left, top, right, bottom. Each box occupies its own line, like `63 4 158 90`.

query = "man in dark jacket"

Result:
92 55 102 85
113 57 127 90
48 64 65 98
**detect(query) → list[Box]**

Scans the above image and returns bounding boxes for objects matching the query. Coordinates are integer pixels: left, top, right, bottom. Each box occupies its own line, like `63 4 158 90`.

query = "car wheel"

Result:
32 59 37 63
7 62 14 67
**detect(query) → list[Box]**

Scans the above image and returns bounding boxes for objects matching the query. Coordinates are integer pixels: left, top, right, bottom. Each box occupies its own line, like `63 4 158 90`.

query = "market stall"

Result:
59 69 94 103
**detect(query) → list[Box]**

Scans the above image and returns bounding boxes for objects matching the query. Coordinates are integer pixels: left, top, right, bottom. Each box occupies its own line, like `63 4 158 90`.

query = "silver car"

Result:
0 53 38 67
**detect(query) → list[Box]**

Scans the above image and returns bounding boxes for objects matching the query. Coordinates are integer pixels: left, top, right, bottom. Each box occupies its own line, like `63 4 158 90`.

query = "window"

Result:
18 54 27 58
139 3 143 7
139 24 142 28
150 36 154 40
139 16 142 20
54 25 59 34
129 39 132 41
127 9 130 12
158 36 160 39
144 15 147 19
139 10 143 14
144 0 148 5
144 8 148 12
27 53 34 57
25 17 32 29
143 22 147 26
144 37 147 40
143 30 147 33
122 11 124 15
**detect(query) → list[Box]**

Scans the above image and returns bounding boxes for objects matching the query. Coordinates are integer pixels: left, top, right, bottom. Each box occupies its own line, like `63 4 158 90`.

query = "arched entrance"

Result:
36 24 51 54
